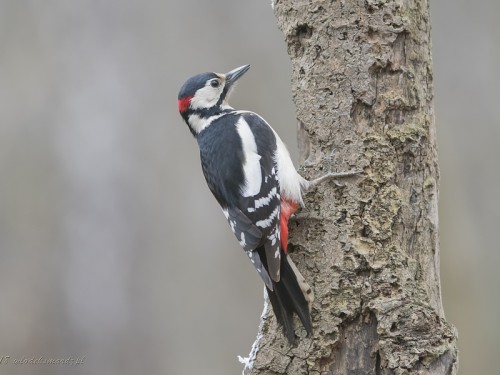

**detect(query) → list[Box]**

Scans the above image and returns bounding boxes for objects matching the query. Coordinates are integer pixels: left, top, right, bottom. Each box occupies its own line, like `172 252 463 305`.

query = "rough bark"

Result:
242 0 458 374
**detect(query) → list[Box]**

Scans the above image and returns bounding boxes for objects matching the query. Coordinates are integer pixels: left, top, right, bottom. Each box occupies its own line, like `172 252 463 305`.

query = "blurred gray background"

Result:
0 1 498 374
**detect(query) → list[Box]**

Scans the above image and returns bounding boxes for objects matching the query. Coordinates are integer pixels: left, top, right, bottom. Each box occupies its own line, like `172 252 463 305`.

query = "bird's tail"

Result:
266 253 314 343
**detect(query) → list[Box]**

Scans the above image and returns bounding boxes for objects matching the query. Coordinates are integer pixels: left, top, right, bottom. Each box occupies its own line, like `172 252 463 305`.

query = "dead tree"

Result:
241 0 458 373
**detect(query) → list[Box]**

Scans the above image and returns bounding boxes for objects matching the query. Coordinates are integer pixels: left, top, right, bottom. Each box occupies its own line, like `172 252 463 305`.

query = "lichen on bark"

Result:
243 1 458 374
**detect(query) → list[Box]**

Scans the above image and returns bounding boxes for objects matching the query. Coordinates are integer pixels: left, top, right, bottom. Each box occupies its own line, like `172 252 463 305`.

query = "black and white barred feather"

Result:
178 66 314 343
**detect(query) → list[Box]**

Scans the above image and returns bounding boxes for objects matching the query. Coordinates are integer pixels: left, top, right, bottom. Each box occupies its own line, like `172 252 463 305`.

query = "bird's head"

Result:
177 64 250 135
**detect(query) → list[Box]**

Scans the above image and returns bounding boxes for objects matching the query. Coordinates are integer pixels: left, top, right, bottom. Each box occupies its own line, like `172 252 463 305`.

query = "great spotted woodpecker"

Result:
177 65 357 343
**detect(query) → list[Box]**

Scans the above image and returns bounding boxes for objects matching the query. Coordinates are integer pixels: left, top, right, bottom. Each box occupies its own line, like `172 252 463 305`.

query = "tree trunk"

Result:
242 0 458 374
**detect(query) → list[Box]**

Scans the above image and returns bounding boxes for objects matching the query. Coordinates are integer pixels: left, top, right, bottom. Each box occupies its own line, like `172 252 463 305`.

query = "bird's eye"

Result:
210 79 220 88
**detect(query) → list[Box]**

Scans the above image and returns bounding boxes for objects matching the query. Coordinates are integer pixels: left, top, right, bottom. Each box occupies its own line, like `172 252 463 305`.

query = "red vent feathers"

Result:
280 199 299 252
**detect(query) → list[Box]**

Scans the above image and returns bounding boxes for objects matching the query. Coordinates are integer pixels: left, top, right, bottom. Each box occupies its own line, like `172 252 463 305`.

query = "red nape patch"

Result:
178 96 191 113
280 199 300 252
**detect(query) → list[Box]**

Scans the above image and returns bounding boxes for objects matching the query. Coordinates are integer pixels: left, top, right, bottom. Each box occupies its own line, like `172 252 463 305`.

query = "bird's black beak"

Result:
225 64 250 87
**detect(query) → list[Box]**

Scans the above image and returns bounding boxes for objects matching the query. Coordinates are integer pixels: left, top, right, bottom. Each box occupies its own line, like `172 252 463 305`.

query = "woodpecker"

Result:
177 65 357 343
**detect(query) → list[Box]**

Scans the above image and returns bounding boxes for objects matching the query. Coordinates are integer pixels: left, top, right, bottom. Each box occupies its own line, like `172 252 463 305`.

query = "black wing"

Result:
198 112 282 287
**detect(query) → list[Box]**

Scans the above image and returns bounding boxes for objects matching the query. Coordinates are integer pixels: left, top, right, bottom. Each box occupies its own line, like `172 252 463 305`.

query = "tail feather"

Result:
266 283 296 343
261 248 313 343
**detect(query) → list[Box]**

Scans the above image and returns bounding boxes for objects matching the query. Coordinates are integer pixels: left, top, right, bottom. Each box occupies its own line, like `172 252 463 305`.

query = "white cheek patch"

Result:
190 85 220 109
235 117 262 197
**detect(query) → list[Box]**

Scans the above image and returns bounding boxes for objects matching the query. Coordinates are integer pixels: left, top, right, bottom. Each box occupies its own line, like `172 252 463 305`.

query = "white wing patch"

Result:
254 187 277 209
239 232 246 247
234 111 306 206
236 117 262 197
256 206 280 229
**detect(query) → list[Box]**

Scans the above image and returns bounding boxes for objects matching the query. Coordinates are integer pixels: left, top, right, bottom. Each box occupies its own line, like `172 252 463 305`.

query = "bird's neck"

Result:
185 106 233 136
